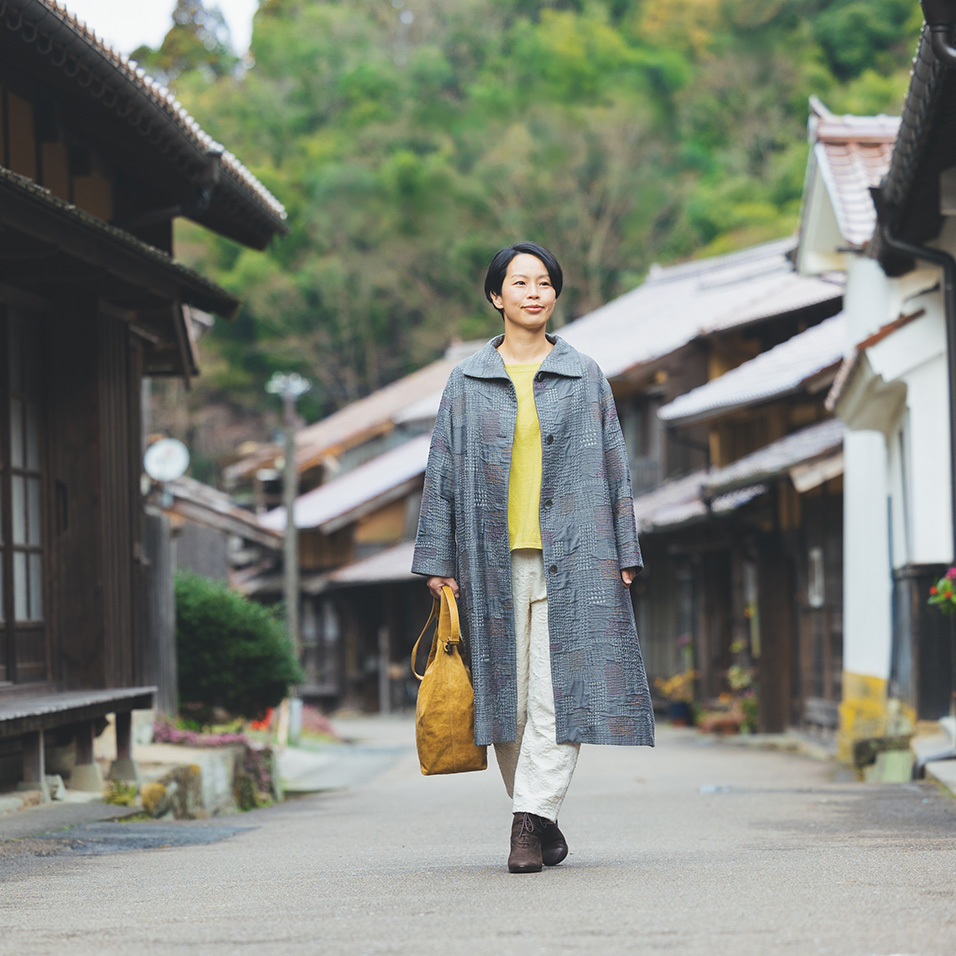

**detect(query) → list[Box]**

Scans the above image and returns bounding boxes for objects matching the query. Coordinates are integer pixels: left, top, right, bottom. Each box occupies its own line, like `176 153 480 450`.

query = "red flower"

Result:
931 586 939 595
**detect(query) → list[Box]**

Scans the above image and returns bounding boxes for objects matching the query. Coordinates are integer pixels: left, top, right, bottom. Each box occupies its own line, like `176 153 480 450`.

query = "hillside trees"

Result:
145 0 921 455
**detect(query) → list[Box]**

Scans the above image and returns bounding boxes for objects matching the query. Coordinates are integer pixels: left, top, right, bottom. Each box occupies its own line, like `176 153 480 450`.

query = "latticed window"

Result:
1 311 48 685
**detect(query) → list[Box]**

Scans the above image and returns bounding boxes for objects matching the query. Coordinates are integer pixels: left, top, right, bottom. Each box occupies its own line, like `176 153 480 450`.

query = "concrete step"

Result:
910 717 956 795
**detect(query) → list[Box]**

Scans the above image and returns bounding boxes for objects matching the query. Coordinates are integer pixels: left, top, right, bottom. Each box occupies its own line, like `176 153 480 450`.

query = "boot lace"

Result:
515 813 542 847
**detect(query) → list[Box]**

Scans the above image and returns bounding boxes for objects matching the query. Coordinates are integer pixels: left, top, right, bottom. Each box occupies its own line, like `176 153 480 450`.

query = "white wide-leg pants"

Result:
493 548 580 823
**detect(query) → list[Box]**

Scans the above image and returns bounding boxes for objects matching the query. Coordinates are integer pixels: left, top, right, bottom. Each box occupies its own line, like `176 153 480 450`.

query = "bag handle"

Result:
411 585 460 681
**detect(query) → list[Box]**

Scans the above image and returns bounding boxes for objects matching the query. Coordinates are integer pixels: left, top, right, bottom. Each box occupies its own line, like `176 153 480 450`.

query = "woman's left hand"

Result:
621 567 638 587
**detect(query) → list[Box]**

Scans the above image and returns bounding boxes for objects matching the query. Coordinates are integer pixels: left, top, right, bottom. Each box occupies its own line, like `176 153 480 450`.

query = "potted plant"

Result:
928 567 956 614
654 669 698 726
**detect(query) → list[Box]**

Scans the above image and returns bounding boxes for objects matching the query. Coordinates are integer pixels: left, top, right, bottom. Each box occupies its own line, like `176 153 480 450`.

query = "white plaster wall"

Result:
843 429 893 679
886 416 910 569
866 305 952 566
843 258 894 343
904 352 953 564
796 162 848 276
870 303 946 382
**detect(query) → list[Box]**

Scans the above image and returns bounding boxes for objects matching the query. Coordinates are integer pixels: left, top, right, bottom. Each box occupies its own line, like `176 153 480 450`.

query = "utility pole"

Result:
266 372 311 687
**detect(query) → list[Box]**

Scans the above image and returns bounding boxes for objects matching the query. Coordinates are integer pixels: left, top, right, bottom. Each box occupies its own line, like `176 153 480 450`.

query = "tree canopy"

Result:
139 0 920 454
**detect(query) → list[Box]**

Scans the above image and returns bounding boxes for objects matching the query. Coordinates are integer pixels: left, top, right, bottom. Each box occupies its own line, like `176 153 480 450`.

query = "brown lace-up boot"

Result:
508 812 544 873
539 819 568 866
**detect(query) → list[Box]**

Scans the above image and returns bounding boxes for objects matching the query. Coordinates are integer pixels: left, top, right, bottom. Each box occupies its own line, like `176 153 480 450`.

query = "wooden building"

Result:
164 475 283 586
0 0 286 797
232 342 485 713
247 240 846 721
549 240 842 726
224 343 480 513
248 434 431 710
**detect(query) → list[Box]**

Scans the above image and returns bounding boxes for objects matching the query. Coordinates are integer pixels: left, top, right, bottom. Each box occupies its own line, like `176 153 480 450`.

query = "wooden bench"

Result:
0 687 155 800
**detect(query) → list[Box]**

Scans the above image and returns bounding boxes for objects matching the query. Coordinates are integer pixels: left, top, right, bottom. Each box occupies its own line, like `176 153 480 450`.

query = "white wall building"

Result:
798 86 954 757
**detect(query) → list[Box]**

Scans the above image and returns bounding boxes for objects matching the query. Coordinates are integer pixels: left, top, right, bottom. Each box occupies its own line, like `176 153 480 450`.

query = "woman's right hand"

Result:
426 576 459 600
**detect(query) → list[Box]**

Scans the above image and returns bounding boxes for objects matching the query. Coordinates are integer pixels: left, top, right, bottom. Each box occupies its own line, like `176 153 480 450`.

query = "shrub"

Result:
174 570 304 721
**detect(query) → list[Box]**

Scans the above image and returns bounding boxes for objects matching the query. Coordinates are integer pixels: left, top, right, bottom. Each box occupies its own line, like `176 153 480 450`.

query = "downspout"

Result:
922 0 956 67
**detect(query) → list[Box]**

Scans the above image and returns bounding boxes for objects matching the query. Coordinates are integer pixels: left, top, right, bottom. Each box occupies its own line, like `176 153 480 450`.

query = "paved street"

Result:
2 720 955 956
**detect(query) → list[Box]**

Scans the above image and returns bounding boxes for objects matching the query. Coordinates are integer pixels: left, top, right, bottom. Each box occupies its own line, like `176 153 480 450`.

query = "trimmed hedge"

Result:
174 570 304 720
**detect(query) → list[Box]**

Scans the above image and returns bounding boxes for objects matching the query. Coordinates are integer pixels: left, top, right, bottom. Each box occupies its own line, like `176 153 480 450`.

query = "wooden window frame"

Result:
0 306 50 687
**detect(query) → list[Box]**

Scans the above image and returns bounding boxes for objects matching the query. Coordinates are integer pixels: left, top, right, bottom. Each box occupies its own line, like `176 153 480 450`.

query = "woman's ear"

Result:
490 291 504 311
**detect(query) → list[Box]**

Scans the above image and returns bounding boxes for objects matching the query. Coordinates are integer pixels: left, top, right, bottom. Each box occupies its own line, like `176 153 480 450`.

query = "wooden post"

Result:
283 393 300 682
75 720 94 765
19 730 50 802
70 719 104 792
378 624 391 715
109 710 141 784
115 711 132 761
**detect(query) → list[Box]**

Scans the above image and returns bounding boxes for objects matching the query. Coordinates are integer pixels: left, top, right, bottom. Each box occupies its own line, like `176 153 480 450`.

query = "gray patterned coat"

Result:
411 334 655 748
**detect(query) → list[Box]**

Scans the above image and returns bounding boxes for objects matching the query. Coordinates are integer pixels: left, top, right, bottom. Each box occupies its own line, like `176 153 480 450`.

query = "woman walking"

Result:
412 241 654 872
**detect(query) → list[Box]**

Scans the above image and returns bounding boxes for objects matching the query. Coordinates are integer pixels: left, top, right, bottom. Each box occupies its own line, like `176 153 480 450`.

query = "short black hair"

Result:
484 241 563 317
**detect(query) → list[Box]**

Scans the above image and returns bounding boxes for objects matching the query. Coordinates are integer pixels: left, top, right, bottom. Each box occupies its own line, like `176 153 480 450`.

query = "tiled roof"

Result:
809 104 899 248
165 476 282 549
236 540 419 596
326 541 418 586
634 419 844 533
260 433 431 532
658 314 846 425
646 486 769 532
405 241 844 424
633 471 767 533
633 471 706 533
225 344 484 483
703 418 844 496
870 24 956 263
0 164 239 317
557 239 842 379
876 26 948 239
3 1 286 238
825 308 925 412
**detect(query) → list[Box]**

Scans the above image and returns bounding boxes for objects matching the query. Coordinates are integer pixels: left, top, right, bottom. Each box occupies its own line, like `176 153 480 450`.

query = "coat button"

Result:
544 498 553 508
535 372 544 383
549 564 558 573
545 434 554 444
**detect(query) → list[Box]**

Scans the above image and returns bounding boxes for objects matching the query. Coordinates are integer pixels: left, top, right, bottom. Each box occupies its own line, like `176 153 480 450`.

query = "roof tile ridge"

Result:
20 0 286 221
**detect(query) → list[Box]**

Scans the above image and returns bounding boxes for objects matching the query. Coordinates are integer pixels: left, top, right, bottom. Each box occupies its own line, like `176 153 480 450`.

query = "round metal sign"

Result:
144 438 190 483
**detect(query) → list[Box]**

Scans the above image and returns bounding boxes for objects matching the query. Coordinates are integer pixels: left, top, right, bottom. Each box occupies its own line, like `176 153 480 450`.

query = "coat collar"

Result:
460 333 584 380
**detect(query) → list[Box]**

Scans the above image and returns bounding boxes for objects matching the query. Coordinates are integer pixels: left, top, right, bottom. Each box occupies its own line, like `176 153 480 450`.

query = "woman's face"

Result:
490 253 557 333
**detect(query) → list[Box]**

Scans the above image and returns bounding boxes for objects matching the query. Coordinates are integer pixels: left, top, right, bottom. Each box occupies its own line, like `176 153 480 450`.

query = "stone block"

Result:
69 762 105 793
141 781 171 818
46 775 66 800
109 758 142 786
17 779 50 803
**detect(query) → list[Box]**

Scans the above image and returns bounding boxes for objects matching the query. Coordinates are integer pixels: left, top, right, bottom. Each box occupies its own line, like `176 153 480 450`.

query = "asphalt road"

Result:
2 720 955 956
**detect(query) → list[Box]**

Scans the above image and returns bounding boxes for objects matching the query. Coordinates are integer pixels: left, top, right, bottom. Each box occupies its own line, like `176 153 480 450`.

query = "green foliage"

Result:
174 570 304 720
140 0 921 446
104 780 139 806
813 0 918 80
131 0 238 84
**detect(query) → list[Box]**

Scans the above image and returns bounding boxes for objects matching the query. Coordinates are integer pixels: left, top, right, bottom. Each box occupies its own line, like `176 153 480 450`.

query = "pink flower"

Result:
945 567 956 580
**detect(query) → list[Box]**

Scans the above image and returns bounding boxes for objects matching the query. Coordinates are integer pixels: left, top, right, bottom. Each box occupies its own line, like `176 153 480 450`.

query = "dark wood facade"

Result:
0 0 285 794
632 312 844 735
0 301 144 696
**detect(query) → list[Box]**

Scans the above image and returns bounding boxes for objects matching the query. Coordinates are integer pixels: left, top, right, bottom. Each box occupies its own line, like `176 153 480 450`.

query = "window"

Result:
807 546 824 609
1 311 48 684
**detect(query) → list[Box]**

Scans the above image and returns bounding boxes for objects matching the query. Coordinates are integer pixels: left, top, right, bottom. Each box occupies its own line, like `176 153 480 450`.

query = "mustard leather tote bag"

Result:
411 585 487 775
